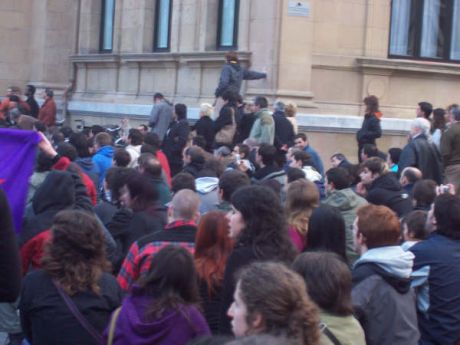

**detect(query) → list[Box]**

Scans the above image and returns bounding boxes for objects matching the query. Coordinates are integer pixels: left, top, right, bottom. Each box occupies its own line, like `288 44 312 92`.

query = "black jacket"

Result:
193 116 215 152
236 113 256 143
398 134 443 184
366 173 412 217
26 96 39 118
19 270 122 345
162 119 190 167
0 189 21 302
273 110 295 149
357 114 382 147
108 206 166 273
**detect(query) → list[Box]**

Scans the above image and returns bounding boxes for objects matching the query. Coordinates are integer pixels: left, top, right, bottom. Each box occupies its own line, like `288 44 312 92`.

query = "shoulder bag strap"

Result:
320 322 342 345
107 307 122 345
52 279 102 344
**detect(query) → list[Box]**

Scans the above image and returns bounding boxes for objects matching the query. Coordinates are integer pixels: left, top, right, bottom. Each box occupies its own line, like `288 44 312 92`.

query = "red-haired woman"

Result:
194 211 234 333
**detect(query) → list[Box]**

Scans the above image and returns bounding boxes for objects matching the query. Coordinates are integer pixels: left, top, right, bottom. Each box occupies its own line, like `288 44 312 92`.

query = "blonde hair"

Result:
286 179 319 236
285 102 297 118
200 103 213 117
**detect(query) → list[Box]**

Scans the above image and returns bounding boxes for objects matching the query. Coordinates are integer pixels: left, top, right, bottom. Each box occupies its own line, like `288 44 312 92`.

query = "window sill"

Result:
70 51 252 65
356 57 460 76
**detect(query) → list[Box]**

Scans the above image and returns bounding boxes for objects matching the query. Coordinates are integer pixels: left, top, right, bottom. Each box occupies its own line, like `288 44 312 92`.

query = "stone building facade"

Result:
1 0 460 163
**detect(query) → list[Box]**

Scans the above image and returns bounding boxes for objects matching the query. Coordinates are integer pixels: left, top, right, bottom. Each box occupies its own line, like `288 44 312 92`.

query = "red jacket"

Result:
38 98 56 126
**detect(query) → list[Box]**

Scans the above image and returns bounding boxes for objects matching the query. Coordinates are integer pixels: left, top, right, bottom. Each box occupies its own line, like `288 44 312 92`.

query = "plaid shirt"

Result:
117 220 196 291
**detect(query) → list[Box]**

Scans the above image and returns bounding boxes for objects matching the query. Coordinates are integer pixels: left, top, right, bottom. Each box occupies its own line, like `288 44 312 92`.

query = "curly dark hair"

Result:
41 210 110 296
231 186 296 262
237 262 320 345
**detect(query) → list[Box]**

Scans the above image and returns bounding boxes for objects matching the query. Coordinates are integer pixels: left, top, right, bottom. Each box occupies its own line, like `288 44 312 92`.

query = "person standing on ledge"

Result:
148 92 173 144
214 51 266 119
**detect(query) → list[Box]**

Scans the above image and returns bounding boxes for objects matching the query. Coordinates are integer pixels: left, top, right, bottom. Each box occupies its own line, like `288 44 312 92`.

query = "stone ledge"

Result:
68 100 412 135
356 57 460 76
70 51 252 65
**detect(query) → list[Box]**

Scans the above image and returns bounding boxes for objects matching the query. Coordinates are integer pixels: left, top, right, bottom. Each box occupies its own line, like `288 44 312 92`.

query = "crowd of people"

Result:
1 52 460 345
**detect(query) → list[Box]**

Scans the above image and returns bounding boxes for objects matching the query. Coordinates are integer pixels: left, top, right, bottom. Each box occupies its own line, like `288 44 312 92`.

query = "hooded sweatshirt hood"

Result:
353 246 414 293
371 173 403 192
110 286 209 345
356 246 414 278
75 157 98 173
96 145 114 158
32 170 75 214
195 177 219 194
325 188 366 211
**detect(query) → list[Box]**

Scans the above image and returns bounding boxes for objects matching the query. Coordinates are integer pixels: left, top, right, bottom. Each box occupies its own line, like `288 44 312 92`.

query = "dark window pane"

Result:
101 0 115 51
220 0 237 47
389 0 416 56
155 0 171 50
420 0 447 59
451 0 460 59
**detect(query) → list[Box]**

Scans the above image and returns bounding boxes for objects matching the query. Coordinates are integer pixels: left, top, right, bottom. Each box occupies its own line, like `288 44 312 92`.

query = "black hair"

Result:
292 150 313 167
175 103 187 120
26 84 36 96
413 179 437 209
56 142 77 161
325 167 350 190
69 132 91 158
123 170 159 212
231 185 296 262
113 148 131 167
91 125 105 136
388 148 402 165
258 144 277 166
141 143 158 156
362 144 379 158
254 96 268 109
306 205 347 263
222 90 238 104
286 167 306 183
144 132 161 148
128 128 144 146
139 246 199 319
218 170 250 202
36 151 54 172
236 144 250 159
45 88 54 98
418 101 433 119
153 92 164 100
434 194 460 240
171 173 196 193
105 167 131 202
401 210 428 241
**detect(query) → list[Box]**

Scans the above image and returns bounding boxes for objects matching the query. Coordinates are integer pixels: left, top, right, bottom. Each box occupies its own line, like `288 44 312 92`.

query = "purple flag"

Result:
0 129 41 232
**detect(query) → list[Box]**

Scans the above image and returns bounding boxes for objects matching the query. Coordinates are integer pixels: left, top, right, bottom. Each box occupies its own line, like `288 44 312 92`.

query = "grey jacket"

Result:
249 108 274 145
215 63 266 97
149 100 173 141
322 188 367 264
352 247 419 345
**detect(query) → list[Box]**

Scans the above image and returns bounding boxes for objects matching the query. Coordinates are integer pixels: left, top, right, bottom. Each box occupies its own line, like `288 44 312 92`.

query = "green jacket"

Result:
320 311 367 345
249 108 274 145
322 188 367 265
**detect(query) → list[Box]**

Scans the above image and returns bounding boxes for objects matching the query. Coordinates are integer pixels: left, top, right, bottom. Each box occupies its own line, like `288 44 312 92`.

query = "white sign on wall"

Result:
288 1 310 17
